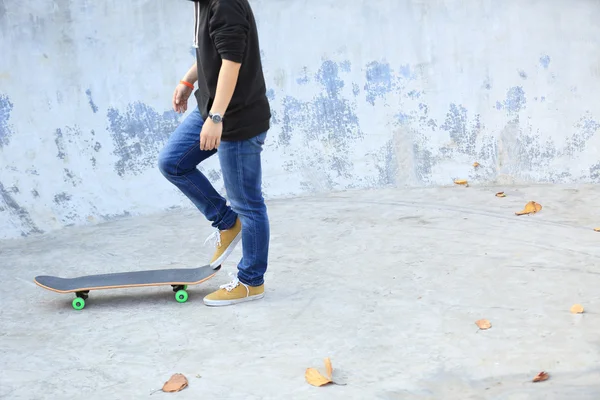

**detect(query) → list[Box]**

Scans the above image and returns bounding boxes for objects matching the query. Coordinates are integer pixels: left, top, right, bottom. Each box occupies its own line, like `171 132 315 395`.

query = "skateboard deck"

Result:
34 264 221 310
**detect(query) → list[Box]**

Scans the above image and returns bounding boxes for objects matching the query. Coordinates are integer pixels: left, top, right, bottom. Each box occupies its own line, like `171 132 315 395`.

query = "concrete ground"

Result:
1 184 600 399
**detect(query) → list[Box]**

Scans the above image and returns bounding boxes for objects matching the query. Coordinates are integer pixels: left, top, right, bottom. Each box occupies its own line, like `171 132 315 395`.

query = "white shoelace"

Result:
219 273 248 293
204 230 222 248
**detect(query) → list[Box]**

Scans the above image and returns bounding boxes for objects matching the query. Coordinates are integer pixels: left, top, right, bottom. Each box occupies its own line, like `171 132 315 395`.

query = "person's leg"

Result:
203 131 270 306
158 108 242 266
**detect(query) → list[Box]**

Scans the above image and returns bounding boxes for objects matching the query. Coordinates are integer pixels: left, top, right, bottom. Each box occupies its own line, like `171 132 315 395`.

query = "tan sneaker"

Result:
205 217 242 268
203 274 264 306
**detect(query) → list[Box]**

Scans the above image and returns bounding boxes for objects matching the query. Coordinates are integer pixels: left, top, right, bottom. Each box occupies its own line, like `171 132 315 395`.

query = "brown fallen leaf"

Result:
324 357 333 379
570 304 584 314
532 371 549 382
162 373 188 393
306 357 334 387
495 192 506 197
515 201 542 216
454 179 468 185
475 319 492 330
473 162 480 167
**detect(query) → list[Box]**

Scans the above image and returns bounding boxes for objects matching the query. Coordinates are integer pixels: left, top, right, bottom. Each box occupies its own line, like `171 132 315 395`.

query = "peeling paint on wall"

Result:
0 94 14 147
0 182 43 236
278 60 363 187
107 102 180 176
591 163 600 182
496 86 526 115
54 128 67 159
364 61 393 105
540 55 551 69
440 104 481 157
371 139 397 186
85 89 99 113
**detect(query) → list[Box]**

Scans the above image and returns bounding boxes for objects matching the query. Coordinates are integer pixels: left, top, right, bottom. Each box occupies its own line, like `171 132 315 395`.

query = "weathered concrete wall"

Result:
1 0 599 239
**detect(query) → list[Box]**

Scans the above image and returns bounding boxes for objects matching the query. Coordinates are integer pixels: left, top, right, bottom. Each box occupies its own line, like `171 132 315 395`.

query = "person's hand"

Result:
172 83 193 113
200 119 223 150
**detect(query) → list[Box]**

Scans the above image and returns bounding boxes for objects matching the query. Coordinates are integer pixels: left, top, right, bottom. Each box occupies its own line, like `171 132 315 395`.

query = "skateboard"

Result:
34 264 221 310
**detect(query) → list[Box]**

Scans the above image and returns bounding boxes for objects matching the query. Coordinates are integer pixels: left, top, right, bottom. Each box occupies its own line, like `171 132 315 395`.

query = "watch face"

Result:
211 113 222 123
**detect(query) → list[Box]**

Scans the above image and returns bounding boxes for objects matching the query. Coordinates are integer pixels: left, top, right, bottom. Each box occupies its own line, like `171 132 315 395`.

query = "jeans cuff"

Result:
238 273 264 287
217 210 238 231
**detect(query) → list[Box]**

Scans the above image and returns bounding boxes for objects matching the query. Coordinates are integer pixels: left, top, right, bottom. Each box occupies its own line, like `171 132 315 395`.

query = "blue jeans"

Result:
158 108 269 287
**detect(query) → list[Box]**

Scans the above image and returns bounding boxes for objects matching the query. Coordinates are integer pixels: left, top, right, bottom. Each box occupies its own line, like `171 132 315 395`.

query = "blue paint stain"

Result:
0 94 14 147
583 117 600 129
518 70 527 79
440 104 481 156
399 64 416 80
505 87 526 113
364 61 393 105
496 86 526 114
567 113 600 157
316 61 344 96
340 60 351 72
280 96 305 146
313 61 360 137
417 103 438 130
107 102 181 176
591 163 600 182
540 55 551 69
296 67 310 85
281 60 362 178
407 90 421 99
352 83 360 97
541 96 546 102
396 112 412 123
374 139 397 186
266 88 275 101
441 104 467 142
85 89 98 113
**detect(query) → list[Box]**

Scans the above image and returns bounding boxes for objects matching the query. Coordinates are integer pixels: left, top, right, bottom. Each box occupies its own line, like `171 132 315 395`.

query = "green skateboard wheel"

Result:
175 290 188 303
72 297 85 310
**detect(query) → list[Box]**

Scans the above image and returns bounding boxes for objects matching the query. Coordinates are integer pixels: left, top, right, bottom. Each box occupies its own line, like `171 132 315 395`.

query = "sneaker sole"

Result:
209 230 242 269
203 292 264 307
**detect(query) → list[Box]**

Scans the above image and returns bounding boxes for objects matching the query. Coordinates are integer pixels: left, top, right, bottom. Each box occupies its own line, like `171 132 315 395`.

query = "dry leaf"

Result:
570 304 584 314
495 192 506 197
305 358 334 387
324 357 333 380
162 373 188 393
515 201 542 216
454 179 468 185
475 319 492 330
532 371 549 382
473 162 480 167
305 368 332 387
594 228 600 232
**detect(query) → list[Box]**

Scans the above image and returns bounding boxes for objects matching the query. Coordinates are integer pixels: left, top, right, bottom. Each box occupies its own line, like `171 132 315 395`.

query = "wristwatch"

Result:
208 112 223 124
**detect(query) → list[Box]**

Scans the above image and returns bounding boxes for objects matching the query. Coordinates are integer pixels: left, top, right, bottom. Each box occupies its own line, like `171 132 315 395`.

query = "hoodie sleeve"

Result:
208 0 249 63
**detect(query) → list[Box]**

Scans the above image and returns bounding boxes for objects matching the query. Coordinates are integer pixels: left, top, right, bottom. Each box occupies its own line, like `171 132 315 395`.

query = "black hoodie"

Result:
192 0 270 141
